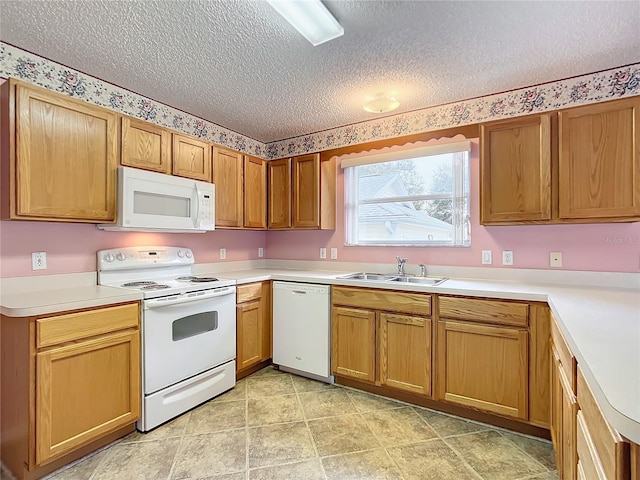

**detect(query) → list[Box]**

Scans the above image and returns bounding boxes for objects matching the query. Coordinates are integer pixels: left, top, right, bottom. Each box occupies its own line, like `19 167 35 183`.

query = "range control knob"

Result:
177 250 185 258
185 250 192 258
116 252 126 261
103 253 115 263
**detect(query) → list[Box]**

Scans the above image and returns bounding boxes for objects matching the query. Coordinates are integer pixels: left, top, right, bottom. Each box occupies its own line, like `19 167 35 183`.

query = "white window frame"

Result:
343 141 471 247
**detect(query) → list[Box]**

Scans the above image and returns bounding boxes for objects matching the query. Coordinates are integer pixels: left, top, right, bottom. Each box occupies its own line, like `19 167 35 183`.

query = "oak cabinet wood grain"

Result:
6 79 118 222
558 97 640 221
480 114 552 223
331 306 376 383
120 117 171 174
172 133 211 182
1 303 140 479
268 158 292 229
436 319 529 419
480 97 640 224
243 155 267 229
213 146 243 227
236 282 271 375
268 153 336 230
378 313 431 395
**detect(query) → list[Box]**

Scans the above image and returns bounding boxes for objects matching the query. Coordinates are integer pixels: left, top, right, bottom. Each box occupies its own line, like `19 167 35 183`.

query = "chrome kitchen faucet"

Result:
396 256 408 275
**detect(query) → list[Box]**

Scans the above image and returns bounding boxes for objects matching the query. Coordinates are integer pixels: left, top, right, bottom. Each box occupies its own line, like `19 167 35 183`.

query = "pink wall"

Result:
267 140 640 273
0 221 267 277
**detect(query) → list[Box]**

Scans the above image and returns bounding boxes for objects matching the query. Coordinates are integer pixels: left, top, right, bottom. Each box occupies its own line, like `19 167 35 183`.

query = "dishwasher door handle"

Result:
291 290 307 295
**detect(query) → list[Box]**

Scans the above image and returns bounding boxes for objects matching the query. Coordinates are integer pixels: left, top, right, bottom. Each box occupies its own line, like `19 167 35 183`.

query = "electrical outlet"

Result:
502 250 513 266
258 247 264 258
482 250 492 265
550 252 563 268
32 252 47 270
330 248 338 260
319 247 327 259
219 248 226 260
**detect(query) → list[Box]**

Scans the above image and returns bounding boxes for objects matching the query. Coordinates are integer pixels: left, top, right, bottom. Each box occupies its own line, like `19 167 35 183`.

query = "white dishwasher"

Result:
272 281 333 383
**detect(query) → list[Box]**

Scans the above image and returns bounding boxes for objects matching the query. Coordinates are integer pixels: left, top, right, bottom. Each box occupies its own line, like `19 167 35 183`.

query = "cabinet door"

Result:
121 117 171 173
378 313 431 396
559 361 578 480
292 153 320 228
35 330 140 465
213 147 243 227
14 82 117 221
260 282 272 361
551 346 563 470
243 155 267 229
331 306 376 383
268 158 292 229
172 134 211 182
559 97 640 220
480 114 552 224
237 299 263 371
436 320 528 419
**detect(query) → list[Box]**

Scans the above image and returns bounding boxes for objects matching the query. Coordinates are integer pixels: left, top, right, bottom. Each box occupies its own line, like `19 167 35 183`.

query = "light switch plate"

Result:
330 248 338 260
550 252 562 267
319 247 327 259
258 247 264 258
219 248 226 260
502 250 513 266
482 250 492 265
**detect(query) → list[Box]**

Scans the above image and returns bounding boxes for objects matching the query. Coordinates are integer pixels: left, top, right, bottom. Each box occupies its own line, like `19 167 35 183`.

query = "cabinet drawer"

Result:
36 303 139 348
438 296 528 327
552 316 576 393
332 286 431 316
237 282 263 303
577 367 630 480
577 411 606 480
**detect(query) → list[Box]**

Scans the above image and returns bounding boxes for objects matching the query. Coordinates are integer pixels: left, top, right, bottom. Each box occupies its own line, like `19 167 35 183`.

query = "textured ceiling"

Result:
1 1 639 143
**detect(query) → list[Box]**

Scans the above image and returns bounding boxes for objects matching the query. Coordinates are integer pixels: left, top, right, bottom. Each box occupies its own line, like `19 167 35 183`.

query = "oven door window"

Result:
172 311 218 341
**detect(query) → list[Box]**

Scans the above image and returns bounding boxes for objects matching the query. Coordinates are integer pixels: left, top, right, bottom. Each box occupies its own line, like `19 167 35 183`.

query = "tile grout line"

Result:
292 376 328 479
165 410 190 480
244 377 250 479
493 430 557 476
439 436 488 480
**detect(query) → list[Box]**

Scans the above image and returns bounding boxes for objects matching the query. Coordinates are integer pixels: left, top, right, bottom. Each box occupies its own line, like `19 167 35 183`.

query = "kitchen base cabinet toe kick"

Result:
1 302 141 480
331 286 552 438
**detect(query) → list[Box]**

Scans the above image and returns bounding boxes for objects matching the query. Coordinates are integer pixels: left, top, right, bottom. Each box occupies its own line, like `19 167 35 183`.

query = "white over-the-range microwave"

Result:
98 167 215 233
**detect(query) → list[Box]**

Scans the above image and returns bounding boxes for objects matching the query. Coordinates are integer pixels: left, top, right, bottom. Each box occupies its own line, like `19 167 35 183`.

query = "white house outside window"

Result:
343 140 471 247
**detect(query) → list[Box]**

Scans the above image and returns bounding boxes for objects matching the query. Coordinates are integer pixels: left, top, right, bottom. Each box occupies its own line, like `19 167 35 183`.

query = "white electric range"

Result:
98 246 237 431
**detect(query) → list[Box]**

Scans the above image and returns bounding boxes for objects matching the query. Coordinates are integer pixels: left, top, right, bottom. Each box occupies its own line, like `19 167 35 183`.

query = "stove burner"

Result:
141 284 171 290
176 276 219 283
123 281 157 287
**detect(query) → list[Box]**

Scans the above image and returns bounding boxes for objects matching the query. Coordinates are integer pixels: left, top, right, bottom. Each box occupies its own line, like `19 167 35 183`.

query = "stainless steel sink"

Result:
389 276 448 286
339 272 399 281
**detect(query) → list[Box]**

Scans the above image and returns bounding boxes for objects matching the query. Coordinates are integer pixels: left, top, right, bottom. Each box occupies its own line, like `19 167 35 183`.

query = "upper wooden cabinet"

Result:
213 147 243 227
4 79 118 222
268 158 292 229
172 133 211 182
268 153 336 230
243 155 267 229
480 114 552 223
481 97 640 224
558 98 640 220
121 117 171 174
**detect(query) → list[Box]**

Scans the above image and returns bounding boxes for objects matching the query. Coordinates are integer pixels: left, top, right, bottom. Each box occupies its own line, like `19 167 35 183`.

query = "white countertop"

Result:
2 266 638 443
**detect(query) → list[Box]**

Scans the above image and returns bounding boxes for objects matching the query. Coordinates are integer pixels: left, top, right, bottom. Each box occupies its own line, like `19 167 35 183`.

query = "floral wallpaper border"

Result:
265 63 640 159
0 42 265 157
2 42 639 161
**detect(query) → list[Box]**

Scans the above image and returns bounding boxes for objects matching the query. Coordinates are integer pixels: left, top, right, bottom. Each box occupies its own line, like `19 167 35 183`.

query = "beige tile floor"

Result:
13 367 559 480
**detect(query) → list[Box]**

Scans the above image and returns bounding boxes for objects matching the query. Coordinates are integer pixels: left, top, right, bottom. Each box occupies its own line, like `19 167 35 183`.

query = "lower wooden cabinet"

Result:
331 306 376 383
1 303 140 480
378 313 431 395
236 282 271 375
436 319 528 419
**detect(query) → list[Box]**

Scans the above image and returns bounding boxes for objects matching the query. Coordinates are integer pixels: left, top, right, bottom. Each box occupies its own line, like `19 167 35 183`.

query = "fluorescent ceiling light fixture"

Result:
363 95 400 113
267 0 344 46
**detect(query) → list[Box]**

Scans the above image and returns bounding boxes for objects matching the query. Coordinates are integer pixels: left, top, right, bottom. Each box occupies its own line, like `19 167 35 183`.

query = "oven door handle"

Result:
144 287 234 309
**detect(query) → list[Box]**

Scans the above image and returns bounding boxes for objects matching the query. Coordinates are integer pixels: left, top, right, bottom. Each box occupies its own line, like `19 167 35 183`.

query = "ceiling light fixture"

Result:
363 95 400 114
266 0 344 46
